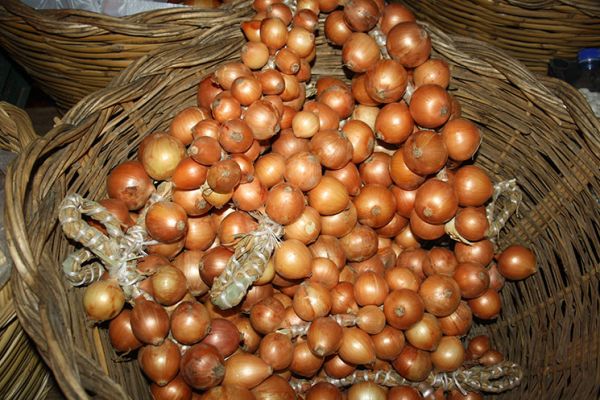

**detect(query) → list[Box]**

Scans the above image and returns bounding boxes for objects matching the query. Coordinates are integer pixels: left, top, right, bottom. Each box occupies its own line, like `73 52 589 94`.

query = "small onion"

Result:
453 262 490 299
140 132 186 180
343 0 380 32
258 332 294 371
320 203 358 238
306 382 343 400
107 161 155 210
151 266 188 306
385 267 421 292
308 176 350 216
293 281 332 321
325 163 362 197
325 10 352 46
468 335 490 359
201 318 241 358
83 279 125 322
250 296 285 334
150 376 192 400
418 274 461 317
290 340 324 377
392 345 432 382
375 101 414 145
455 239 495 267
356 305 386 334
273 239 313 280
389 149 425 190
365 59 408 104
431 336 465 372
109 309 142 353
453 165 493 207
386 22 431 68
354 184 397 229
324 354 356 379
307 316 343 357
172 158 208 190
479 350 504 366
441 118 481 162
251 375 296 400
496 244 537 280
169 106 210 145
359 152 393 187
384 289 424 330
170 301 211 345
353 271 389 306
468 289 501 320
310 129 353 170
180 343 224 390
138 339 181 386
413 58 451 89
284 206 321 244
339 327 376 365
414 179 458 224
223 352 273 389
347 382 387 400
403 131 448 176
340 224 379 263
342 33 380 73
404 312 442 351
438 301 472 337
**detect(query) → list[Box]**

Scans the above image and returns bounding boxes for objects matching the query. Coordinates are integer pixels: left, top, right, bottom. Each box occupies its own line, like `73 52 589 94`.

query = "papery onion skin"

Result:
107 161 155 210
223 352 273 389
339 327 377 365
138 339 181 386
201 318 241 358
109 309 143 353
307 316 344 357
386 22 432 68
83 279 125 322
496 245 537 280
418 274 461 317
392 345 432 382
180 343 225 390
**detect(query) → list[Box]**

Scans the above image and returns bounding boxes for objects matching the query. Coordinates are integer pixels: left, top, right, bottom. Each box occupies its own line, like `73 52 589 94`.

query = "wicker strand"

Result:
290 361 523 395
209 212 284 310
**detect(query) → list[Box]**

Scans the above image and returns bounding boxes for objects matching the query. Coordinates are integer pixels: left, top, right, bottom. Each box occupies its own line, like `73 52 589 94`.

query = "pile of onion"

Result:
76 0 537 399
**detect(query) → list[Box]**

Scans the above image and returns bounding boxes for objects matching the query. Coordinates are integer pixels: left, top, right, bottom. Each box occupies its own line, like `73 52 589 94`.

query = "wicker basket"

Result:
399 0 600 74
0 0 252 110
1 12 600 400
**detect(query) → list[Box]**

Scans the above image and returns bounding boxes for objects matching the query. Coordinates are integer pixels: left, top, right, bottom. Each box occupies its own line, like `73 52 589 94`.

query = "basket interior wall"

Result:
4 18 600 400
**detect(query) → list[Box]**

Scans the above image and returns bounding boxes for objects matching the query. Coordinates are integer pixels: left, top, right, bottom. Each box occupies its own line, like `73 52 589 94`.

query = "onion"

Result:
497 244 537 280
255 153 286 189
201 385 255 400
324 354 356 379
375 102 414 145
360 152 393 187
409 210 446 241
287 26 315 58
403 131 448 176
88 198 134 234
342 119 375 164
251 375 296 400
373 326 405 361
258 332 294 371
223 352 273 389
479 350 504 366
356 305 386 334
405 312 442 351
306 382 343 400
290 340 324 377
150 376 192 400
284 206 321 244
448 391 484 400
170 107 210 146
343 0 380 32
390 149 425 190
352 104 379 132
200 246 233 287
309 257 340 289
307 316 343 357
146 238 185 260
350 254 385 276
292 111 320 139
180 343 224 390
170 301 210 345
320 202 357 239
339 327 376 365
172 158 208 190
151 266 188 306
211 91 242 122
342 33 380 73
244 99 280 140
353 271 389 307
325 10 352 46
487 262 505 291
258 69 285 96
392 345 432 382
340 224 379 263
438 301 472 336
468 288 501 320
310 235 347 269
425 247 458 277
419 275 461 317
214 63 252 90
201 318 241 358
352 73 379 107
394 225 421 250
366 59 408 104
293 281 332 321
453 262 490 299
467 335 490 359
441 118 481 162
234 317 262 353
250 296 285 334
431 336 464 372
185 216 217 251
386 22 431 68
272 129 310 160
310 129 353 170
414 179 458 224
241 41 270 70
109 309 142 353
387 386 422 400
284 151 322 191
107 161 155 210
218 119 254 154
454 207 489 242
347 382 386 400
383 289 424 330
241 284 274 312
318 83 355 120
380 3 415 34
308 176 350 216
453 165 493 207
353 184 397 229
188 136 222 166
218 211 257 247
330 282 359 315
324 163 361 197
138 341 180 388
145 202 188 244
396 248 428 280
385 267 421 292
197 74 223 110
455 239 495 267
304 101 340 131
274 239 313 280
83 279 125 322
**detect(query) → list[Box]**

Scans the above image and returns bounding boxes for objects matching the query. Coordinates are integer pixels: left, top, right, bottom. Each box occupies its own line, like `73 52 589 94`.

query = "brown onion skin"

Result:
487 263 505 291
390 149 426 191
306 382 343 400
353 271 389 306
146 201 188 244
396 247 429 280
170 301 211 345
384 289 424 330
468 288 502 320
386 22 431 68
419 275 462 317
387 386 423 400
293 281 332 321
340 224 379 263
201 318 241 358
454 206 489 242
385 267 421 292
447 390 484 400
107 161 155 210
251 375 296 400
441 118 481 162
151 266 189 306
172 158 208 190
342 32 381 73
180 343 225 390
284 206 322 244
339 327 377 365
241 284 275 313
392 345 432 382
372 326 405 361
284 151 322 192
365 59 408 104
403 131 448 177
200 385 255 400
496 245 537 280
404 313 442 351
223 352 273 389
453 165 493 207
431 336 465 372
360 152 393 188
325 10 353 46
83 279 125 322
354 184 397 229
258 332 294 371
409 210 446 241
138 339 181 386
272 129 310 159
324 354 357 379
274 239 313 280
109 309 143 353
375 102 414 145
310 235 347 270
343 0 380 32
425 247 458 277
290 340 325 377
200 246 234 287
310 129 354 170
409 84 451 129
455 239 495 267
347 382 387 400
453 262 490 299
325 163 362 198
330 282 359 315
197 74 223 110
150 375 192 400
307 316 344 357
131 298 170 346
414 179 458 224
250 296 285 335
438 301 472 337
467 335 490 359
414 58 451 89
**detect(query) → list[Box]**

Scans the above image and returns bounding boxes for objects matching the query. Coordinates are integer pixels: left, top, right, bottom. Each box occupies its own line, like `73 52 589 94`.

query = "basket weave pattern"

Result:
0 0 252 110
1 15 599 400
400 0 600 74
